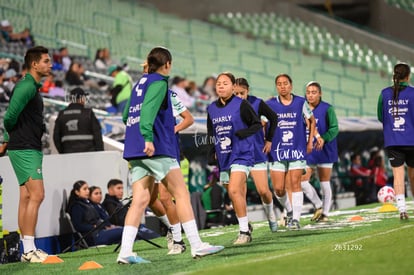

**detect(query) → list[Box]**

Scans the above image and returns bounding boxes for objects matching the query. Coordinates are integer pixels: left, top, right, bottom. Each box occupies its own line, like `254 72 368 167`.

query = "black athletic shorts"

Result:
386 146 414 167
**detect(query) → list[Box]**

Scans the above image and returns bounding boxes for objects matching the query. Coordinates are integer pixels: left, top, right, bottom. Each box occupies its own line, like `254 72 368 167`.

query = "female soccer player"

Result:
378 62 414 220
207 72 262 244
118 47 223 264
233 77 279 232
302 81 339 222
266 74 316 229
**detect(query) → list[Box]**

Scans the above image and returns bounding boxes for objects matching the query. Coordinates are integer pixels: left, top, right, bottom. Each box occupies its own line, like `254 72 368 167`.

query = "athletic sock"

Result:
22 235 36 253
119 225 138 257
291 191 303 222
301 181 322 209
396 194 406 213
262 201 276 222
320 181 332 215
158 214 171 228
171 223 182 242
276 193 293 213
181 220 202 249
237 216 249 232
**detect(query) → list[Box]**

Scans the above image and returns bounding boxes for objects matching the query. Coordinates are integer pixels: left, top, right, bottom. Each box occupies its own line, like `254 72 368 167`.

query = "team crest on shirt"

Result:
37 168 42 175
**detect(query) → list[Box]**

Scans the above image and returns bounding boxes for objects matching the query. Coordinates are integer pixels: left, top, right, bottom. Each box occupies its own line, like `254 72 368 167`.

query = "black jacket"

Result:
53 103 104 153
102 194 128 226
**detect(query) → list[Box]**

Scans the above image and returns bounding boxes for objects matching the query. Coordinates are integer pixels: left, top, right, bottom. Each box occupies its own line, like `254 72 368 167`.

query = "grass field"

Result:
1 202 413 275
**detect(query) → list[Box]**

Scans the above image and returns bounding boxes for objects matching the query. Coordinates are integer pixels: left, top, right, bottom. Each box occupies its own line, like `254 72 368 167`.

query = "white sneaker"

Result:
191 242 224 258
233 232 252 245
21 250 47 263
166 228 174 250
168 240 186 255
117 253 151 264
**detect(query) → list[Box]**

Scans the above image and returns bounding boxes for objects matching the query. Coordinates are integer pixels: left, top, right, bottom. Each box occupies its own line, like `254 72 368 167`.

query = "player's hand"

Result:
143 142 155 157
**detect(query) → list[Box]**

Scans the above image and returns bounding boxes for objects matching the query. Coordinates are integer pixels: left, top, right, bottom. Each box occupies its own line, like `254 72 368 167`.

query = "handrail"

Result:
92 11 144 41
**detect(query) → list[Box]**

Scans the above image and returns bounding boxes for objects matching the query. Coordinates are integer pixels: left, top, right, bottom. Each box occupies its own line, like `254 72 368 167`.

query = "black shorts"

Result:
386 146 414 167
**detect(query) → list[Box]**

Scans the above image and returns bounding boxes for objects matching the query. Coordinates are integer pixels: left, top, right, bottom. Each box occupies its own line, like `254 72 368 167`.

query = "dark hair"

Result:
89 185 101 195
67 180 87 213
217 72 236 84
306 81 321 92
107 178 123 189
235 77 249 88
275 74 292 85
146 47 172 74
391 62 411 117
24 46 49 69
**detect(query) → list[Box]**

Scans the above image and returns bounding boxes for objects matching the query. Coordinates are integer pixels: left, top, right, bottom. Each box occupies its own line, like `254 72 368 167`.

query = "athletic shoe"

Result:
284 211 293 227
191 242 224 258
117 253 151 264
168 240 186 255
316 214 329 222
287 219 300 230
400 212 409 220
34 249 49 261
268 220 278 232
166 228 174 250
233 231 252 245
310 207 323 221
248 222 253 233
21 250 47 263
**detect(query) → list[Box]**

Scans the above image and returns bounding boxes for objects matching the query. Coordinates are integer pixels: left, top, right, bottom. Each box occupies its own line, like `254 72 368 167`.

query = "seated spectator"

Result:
3 69 18 92
52 47 72 72
349 153 376 205
40 73 56 94
0 20 35 46
53 87 104 153
102 179 128 226
66 180 123 246
171 76 195 109
94 47 112 70
48 80 65 99
201 75 217 101
89 186 112 222
0 68 11 103
65 61 103 90
108 64 132 114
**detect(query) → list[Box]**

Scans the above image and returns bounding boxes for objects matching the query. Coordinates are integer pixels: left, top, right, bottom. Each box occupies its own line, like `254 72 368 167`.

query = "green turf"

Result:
1 203 413 275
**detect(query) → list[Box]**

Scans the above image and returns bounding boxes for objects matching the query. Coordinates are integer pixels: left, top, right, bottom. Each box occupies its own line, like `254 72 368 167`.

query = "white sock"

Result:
158 214 171 228
396 194 406 213
171 223 182 242
262 201 276 222
182 220 202 249
291 191 303 222
276 193 293 213
237 216 249 233
119 225 138 257
301 181 322 209
320 181 332 216
22 235 36 253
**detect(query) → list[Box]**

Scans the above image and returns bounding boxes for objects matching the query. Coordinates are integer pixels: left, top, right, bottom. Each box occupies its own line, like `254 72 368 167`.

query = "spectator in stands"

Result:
65 61 103 90
108 64 132 114
0 20 35 46
371 154 388 193
94 47 112 70
201 76 217 101
52 47 71 72
349 153 375 205
40 73 56 94
0 68 11 103
67 180 123 246
3 68 18 91
48 80 65 99
378 62 414 220
102 179 128 226
171 76 195 109
53 87 103 154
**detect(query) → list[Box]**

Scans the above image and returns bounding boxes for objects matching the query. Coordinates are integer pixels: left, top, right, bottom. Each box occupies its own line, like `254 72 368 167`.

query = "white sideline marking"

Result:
342 224 414 245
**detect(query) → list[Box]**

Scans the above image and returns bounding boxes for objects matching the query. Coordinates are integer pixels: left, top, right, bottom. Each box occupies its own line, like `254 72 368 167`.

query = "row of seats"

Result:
386 0 414 13
208 12 399 76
